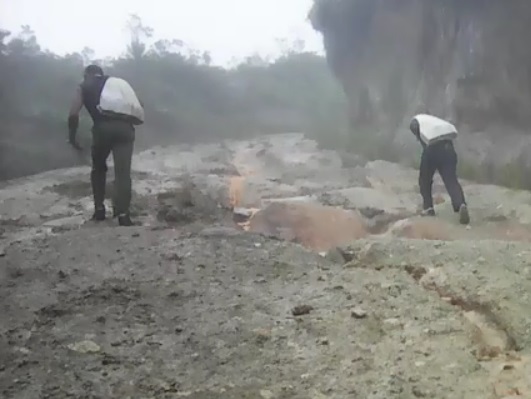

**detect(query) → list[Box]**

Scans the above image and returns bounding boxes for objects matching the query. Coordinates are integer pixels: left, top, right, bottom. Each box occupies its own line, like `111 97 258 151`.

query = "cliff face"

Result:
310 0 531 176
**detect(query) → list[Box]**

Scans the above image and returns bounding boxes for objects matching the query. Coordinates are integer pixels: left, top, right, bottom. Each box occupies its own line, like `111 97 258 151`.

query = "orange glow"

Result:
228 159 259 230
229 176 245 208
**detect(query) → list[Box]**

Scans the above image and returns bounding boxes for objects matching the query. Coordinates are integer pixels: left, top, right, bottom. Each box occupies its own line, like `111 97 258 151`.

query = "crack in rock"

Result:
405 266 518 358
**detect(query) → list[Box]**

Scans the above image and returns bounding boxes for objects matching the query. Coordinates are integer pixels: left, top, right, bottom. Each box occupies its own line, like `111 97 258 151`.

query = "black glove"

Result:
68 115 82 150
68 137 82 151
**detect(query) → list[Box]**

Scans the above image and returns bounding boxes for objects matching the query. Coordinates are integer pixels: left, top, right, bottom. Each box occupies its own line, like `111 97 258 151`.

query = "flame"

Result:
229 176 245 208
228 160 259 230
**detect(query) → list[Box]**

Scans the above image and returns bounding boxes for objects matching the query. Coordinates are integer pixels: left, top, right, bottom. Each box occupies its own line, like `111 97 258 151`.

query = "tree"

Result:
126 14 153 60
81 47 95 65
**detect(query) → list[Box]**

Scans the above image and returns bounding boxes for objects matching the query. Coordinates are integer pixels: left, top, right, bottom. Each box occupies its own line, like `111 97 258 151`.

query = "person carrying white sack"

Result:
410 113 470 225
67 65 144 226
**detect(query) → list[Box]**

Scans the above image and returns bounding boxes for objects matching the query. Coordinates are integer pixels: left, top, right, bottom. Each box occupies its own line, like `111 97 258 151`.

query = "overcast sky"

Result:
1 0 324 65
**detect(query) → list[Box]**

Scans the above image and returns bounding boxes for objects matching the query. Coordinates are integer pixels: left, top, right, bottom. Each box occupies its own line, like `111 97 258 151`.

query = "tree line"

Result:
0 15 348 180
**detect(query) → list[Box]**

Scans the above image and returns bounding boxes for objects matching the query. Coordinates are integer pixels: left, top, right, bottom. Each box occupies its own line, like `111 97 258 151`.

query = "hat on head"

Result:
84 64 104 76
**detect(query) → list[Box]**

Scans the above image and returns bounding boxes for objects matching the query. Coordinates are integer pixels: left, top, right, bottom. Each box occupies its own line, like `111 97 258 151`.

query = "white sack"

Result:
414 114 457 146
97 77 144 125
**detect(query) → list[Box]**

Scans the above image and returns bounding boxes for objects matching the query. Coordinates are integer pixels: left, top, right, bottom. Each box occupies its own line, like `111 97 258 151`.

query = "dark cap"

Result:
84 64 104 76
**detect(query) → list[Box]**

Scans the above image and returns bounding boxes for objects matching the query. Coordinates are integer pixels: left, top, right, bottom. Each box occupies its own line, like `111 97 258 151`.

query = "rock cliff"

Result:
309 0 531 176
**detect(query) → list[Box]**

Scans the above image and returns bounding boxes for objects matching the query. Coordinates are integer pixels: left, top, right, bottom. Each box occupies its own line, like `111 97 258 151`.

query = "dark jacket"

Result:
80 75 109 124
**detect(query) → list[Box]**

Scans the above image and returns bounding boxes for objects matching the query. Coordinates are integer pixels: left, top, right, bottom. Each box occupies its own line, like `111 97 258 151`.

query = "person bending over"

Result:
410 113 470 225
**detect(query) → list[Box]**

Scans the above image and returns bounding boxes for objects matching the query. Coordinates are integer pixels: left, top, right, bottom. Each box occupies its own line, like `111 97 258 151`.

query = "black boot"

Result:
92 207 106 221
117 213 134 226
458 204 470 225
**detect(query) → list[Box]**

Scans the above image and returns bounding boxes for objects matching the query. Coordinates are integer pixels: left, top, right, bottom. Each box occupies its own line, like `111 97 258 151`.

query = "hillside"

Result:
1 133 531 398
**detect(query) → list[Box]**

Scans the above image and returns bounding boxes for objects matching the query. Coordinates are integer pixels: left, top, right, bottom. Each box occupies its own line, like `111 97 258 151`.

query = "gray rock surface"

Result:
1 133 531 398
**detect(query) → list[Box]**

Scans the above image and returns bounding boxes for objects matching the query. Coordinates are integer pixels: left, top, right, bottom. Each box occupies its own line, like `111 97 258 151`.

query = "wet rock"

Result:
351 308 368 319
292 305 314 316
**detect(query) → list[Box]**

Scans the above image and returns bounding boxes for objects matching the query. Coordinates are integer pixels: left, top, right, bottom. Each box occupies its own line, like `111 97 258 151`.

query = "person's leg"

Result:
110 121 135 225
437 142 469 224
90 126 111 220
418 147 437 214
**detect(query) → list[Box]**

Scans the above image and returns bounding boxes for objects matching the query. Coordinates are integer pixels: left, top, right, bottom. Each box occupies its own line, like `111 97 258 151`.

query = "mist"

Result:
0 13 346 181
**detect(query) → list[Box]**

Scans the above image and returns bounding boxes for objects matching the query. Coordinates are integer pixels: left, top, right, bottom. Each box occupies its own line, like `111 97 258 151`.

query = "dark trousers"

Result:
419 140 466 212
91 120 135 215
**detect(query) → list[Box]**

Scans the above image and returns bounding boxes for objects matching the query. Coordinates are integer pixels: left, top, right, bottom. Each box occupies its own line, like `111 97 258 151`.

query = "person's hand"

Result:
68 138 82 151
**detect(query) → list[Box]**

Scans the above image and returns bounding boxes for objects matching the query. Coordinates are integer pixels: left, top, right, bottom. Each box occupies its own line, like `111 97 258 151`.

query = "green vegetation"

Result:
0 16 348 180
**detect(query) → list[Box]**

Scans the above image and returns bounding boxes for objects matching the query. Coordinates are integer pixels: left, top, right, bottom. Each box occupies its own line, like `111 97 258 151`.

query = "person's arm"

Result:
67 86 83 149
409 118 420 137
409 118 426 149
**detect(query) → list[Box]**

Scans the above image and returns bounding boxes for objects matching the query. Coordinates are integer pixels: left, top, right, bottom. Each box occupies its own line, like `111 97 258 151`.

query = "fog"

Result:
1 0 324 65
0 1 347 181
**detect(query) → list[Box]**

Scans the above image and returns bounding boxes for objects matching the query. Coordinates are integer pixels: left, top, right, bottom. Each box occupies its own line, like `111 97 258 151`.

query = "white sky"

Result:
0 0 324 66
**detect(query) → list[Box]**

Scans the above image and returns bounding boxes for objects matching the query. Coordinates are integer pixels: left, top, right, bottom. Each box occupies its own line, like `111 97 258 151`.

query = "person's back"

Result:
80 73 109 124
68 65 143 226
413 114 458 147
410 113 470 225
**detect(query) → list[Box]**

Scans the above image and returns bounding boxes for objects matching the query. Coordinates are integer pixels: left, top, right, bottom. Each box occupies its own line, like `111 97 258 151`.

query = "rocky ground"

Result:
1 133 531 398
